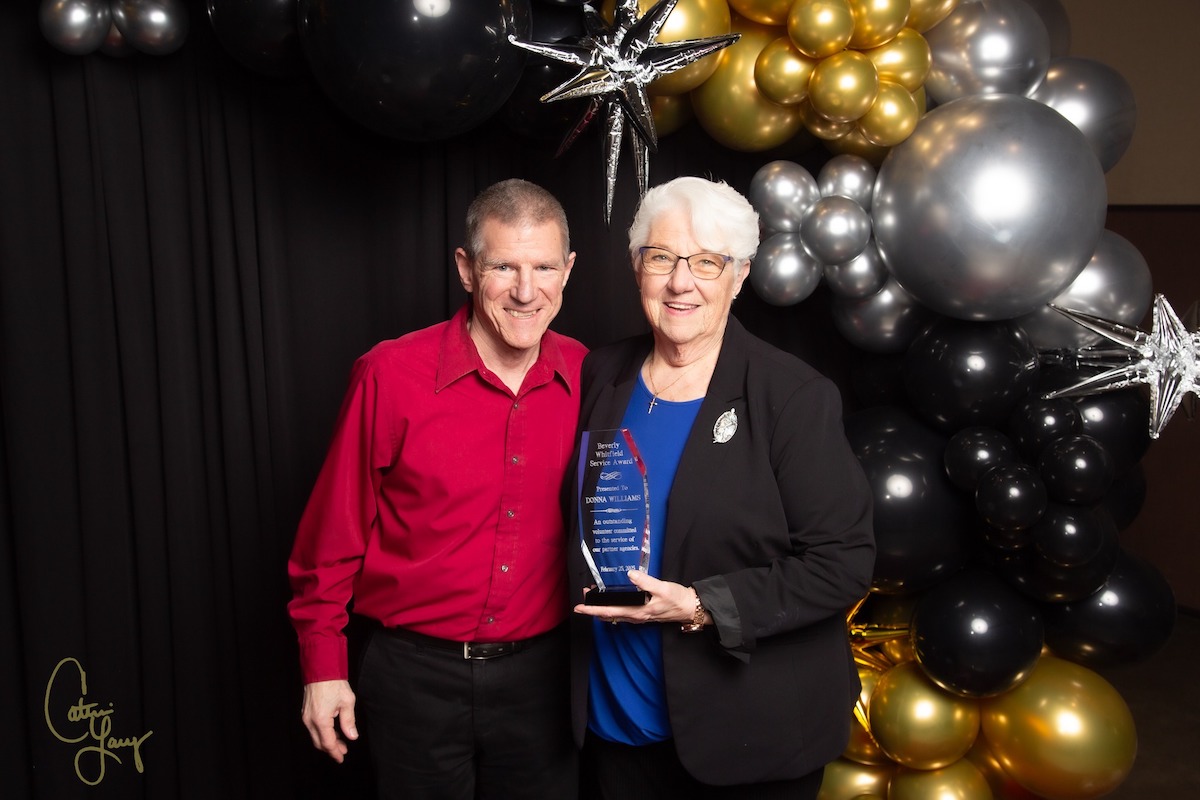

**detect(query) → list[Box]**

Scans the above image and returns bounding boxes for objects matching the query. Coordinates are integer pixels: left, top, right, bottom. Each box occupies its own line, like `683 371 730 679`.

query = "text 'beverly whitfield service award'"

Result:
578 429 650 605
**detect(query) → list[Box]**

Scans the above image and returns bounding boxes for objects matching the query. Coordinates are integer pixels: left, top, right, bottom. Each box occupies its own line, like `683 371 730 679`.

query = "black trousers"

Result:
580 731 824 800
356 625 577 800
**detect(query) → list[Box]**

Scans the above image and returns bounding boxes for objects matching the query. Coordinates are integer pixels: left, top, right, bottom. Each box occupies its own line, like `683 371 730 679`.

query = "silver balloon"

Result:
831 277 935 353
1030 56 1137 173
818 154 878 212
1023 0 1071 57
39 0 110 55
924 0 1051 104
749 232 824 306
799 195 871 265
112 0 189 56
1012 230 1153 350
872 94 1107 321
825 239 888 299
748 160 821 233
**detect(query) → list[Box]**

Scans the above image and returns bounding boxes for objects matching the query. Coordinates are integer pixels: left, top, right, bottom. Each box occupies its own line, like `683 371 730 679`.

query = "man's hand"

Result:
301 679 359 763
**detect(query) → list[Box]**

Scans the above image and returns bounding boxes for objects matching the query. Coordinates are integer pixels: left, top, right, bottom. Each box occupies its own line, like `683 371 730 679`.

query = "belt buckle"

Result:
462 642 512 660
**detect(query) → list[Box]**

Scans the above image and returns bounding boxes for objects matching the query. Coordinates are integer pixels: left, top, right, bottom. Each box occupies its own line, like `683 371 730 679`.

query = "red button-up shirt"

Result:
287 304 587 683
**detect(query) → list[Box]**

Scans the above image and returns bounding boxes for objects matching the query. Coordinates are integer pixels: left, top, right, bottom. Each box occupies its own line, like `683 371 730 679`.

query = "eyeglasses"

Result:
638 247 734 280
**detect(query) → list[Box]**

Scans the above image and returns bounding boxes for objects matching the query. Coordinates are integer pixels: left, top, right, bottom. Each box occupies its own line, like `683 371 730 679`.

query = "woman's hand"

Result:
574 571 709 626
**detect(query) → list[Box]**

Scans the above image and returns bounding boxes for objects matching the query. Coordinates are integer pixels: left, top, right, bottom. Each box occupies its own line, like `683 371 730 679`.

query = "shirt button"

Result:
506 509 515 518
501 564 509 573
511 455 519 464
513 402 519 410
487 616 495 624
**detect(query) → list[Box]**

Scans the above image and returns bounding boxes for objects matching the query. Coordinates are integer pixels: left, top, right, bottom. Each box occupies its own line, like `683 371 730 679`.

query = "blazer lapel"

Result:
660 318 751 572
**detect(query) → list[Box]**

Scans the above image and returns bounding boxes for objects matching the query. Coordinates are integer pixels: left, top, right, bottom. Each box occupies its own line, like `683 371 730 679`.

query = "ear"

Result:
454 247 474 293
732 260 751 299
562 251 576 288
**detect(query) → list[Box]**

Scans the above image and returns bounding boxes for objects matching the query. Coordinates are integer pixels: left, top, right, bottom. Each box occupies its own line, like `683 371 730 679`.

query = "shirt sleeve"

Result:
286 356 392 683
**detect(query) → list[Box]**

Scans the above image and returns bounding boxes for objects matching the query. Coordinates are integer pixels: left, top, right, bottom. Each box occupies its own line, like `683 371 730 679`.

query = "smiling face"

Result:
455 216 574 365
635 208 749 356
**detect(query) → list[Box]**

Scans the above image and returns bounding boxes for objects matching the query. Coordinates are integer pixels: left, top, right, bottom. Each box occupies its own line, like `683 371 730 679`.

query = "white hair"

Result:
627 176 760 267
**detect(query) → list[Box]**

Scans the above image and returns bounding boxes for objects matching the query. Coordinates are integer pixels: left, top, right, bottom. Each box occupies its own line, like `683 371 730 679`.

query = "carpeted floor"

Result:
1095 608 1200 798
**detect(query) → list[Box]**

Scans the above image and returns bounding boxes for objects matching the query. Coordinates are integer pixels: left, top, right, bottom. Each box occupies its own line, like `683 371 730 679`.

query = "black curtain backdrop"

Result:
0 4 853 798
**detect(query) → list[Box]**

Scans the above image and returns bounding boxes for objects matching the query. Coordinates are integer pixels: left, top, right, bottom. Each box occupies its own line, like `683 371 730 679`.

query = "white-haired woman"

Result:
567 176 875 799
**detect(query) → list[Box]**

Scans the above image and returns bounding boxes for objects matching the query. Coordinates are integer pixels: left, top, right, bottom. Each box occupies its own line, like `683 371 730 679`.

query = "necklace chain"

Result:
646 356 698 413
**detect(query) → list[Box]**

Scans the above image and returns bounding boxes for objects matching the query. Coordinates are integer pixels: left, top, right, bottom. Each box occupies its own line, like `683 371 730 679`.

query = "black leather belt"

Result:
383 625 548 660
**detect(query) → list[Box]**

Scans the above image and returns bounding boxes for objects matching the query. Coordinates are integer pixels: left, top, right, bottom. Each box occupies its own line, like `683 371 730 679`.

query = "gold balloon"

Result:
847 0 911 50
868 661 981 770
727 0 792 25
817 758 894 800
906 0 959 32
788 0 855 60
824 126 890 163
844 667 890 765
754 36 818 105
807 50 879 123
888 760 994 800
691 16 805 151
981 656 1137 800
857 80 919 146
799 99 854 141
966 737 1044 800
861 27 931 92
651 93 694 137
600 0 733 96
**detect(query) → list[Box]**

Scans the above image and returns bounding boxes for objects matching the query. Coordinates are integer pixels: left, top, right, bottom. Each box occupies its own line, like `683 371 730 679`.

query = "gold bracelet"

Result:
681 589 706 633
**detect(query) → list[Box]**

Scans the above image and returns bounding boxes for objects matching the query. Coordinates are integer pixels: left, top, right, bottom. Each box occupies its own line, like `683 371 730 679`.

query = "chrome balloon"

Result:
748 160 821 233
1030 56 1137 173
817 153 878 211
872 94 1107 321
39 0 110 55
799 195 871 265
831 277 934 353
111 0 189 55
1013 230 1153 350
825 239 888 299
924 0 1051 104
748 232 823 306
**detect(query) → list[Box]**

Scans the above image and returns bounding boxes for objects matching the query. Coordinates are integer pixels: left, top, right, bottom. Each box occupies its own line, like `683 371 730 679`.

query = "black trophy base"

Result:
585 588 650 606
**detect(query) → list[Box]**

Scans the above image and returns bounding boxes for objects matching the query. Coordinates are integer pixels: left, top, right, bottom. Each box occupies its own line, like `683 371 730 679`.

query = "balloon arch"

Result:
38 1 1190 798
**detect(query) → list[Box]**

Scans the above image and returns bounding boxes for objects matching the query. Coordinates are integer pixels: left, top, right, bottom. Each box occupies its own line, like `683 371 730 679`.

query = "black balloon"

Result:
994 505 1119 603
1038 433 1115 505
1031 503 1111 568
911 568 1044 698
297 0 531 141
944 426 1020 492
975 462 1047 531
903 319 1040 434
1043 549 1176 668
503 59 591 143
207 0 306 77
845 407 973 594
1007 396 1080 462
1073 389 1151 477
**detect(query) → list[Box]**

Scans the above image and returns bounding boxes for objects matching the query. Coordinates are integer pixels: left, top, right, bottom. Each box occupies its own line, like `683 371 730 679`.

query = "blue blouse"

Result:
587 373 702 745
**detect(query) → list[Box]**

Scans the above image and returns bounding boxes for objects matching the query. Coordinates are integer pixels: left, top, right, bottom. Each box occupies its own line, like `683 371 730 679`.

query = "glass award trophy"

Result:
577 428 651 606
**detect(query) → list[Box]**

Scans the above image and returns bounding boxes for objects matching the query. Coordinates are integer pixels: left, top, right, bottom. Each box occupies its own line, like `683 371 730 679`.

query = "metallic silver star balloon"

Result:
1041 294 1200 438
509 0 739 223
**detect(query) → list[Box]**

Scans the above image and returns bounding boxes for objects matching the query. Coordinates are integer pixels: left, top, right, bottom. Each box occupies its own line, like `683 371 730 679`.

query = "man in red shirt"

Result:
288 179 586 798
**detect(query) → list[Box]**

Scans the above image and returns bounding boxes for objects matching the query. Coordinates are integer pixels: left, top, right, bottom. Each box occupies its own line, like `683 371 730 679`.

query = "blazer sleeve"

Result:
693 372 875 658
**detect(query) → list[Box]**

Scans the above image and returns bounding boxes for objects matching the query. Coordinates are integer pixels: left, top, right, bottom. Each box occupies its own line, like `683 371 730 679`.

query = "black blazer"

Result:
567 316 876 786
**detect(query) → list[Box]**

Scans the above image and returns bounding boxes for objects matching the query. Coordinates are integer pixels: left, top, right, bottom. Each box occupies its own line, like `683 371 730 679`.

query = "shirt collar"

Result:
436 303 575 395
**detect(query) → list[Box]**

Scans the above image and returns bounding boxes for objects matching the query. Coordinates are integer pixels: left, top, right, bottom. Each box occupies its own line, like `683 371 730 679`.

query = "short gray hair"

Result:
465 179 571 261
627 176 760 266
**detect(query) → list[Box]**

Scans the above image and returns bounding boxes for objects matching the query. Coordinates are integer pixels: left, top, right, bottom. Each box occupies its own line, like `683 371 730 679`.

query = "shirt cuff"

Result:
693 576 751 663
298 633 350 684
